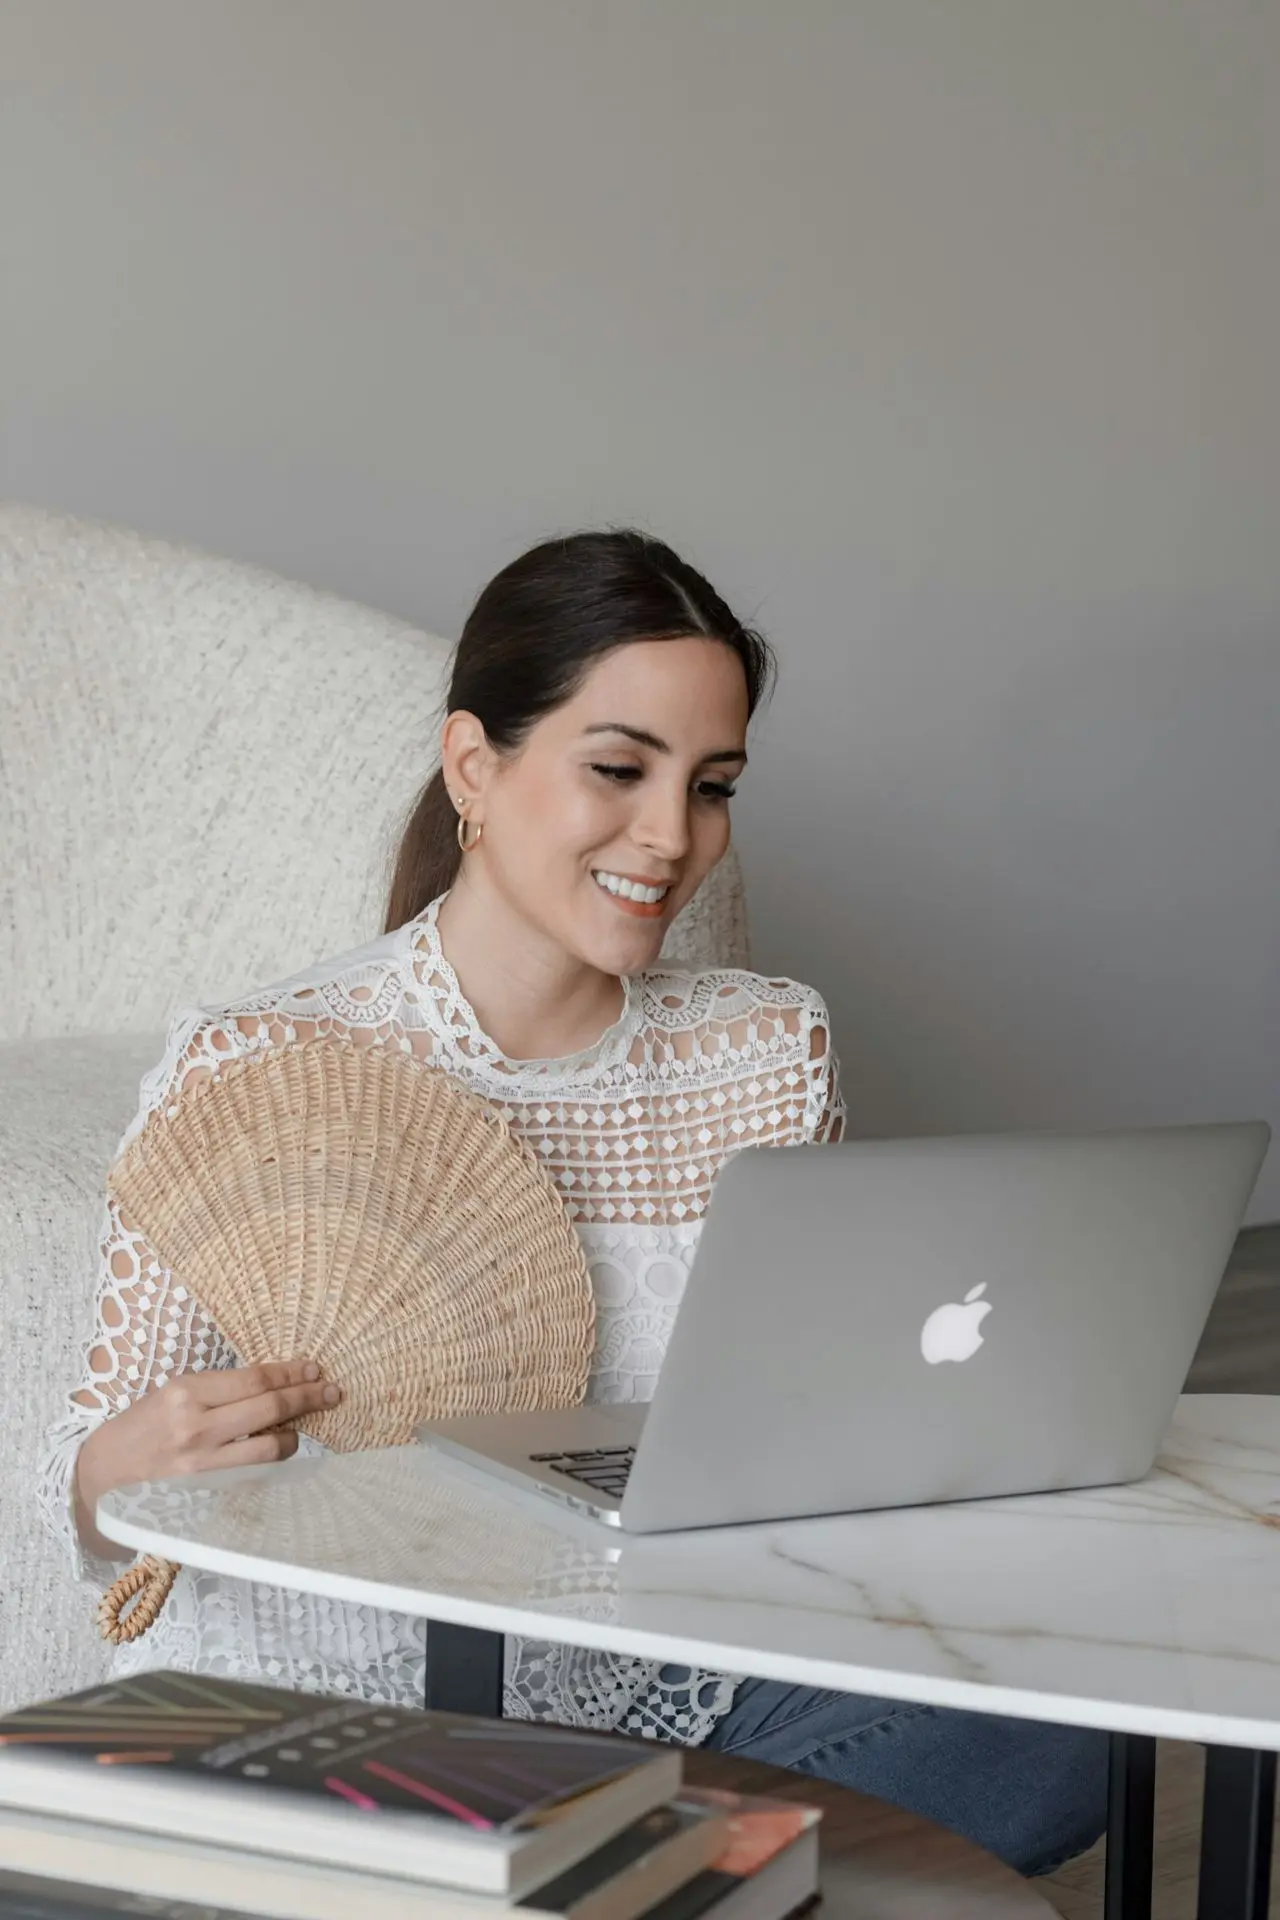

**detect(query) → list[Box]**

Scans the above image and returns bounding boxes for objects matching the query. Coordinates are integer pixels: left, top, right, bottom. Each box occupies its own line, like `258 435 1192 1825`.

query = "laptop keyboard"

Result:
528 1446 636 1499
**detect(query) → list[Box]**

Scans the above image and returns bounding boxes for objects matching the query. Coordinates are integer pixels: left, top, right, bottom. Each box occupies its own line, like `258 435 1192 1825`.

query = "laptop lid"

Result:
618 1121 1270 1533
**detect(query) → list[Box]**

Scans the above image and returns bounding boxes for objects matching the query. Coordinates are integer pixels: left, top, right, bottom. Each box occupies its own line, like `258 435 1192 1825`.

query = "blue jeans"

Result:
706 1679 1109 1878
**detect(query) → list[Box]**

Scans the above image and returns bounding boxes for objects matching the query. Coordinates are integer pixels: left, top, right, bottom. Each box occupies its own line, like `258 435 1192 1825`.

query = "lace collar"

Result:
404 895 644 1086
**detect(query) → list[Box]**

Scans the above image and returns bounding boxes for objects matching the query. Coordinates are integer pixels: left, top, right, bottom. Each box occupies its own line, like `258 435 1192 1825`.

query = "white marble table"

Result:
99 1395 1280 1920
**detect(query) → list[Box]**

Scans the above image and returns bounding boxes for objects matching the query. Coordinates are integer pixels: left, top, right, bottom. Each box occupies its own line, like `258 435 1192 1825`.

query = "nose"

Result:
632 778 691 865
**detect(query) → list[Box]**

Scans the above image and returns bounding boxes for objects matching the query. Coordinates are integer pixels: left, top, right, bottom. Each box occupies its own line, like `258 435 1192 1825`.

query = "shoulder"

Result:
629 966 839 1138
127 923 417 1137
211 922 412 1025
635 964 832 1044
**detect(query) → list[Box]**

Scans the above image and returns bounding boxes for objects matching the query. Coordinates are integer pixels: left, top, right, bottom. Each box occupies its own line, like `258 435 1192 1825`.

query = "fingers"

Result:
157 1363 341 1472
211 1429 305 1473
201 1377 341 1450
189 1359 324 1405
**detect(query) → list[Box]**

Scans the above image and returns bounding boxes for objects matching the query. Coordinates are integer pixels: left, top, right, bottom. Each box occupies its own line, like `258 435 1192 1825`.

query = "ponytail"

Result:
383 768 460 932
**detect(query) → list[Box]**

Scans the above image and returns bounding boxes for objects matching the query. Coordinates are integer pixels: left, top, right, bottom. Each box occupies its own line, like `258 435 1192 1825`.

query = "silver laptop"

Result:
417 1121 1270 1533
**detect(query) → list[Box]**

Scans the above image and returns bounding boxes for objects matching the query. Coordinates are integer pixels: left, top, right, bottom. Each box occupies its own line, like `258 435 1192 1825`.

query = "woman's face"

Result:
454 636 749 976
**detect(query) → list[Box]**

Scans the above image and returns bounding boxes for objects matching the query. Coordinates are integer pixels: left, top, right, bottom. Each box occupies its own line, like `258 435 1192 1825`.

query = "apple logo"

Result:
920 1283 992 1365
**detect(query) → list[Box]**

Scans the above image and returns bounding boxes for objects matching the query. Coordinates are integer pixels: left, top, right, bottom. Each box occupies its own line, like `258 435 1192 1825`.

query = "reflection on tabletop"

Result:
99 1395 1280 1743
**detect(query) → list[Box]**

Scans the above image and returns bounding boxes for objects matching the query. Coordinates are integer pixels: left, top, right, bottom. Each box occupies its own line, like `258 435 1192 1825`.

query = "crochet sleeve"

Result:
807 997 845 1144
38 1025 239 1586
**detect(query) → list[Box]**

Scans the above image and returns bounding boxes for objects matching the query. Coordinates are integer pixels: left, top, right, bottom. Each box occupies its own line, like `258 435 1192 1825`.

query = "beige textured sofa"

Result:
0 504 750 1715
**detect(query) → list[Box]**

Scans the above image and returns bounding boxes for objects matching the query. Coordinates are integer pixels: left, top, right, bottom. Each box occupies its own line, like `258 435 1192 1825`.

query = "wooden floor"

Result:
1041 1223 1280 1918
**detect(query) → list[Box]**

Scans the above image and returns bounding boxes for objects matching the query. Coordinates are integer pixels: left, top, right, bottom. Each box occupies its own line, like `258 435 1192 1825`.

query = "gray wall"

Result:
5 0 1278 1217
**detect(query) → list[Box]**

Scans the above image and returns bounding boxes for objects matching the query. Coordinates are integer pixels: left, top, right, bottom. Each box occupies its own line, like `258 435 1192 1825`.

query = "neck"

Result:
434 869 625 1062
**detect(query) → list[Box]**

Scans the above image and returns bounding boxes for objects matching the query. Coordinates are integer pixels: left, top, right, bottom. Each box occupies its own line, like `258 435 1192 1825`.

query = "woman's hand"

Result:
74 1360 340 1560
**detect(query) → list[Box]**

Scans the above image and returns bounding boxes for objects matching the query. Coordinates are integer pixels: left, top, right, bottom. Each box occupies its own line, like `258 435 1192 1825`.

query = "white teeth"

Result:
593 871 668 905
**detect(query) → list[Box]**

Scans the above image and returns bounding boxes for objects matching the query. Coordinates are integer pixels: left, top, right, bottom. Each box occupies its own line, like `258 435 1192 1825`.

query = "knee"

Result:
1001 1725 1110 1878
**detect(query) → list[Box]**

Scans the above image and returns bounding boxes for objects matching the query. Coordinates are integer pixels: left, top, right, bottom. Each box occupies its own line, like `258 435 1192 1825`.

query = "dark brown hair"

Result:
384 530 773 930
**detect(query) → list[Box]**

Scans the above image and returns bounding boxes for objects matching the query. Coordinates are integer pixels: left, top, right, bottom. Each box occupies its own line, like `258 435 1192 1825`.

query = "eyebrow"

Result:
582 723 747 765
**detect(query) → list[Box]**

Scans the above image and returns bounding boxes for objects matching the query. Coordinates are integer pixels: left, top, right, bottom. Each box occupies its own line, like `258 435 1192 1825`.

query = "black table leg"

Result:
1105 1732 1156 1920
424 1621 505 1717
1197 1746 1276 1920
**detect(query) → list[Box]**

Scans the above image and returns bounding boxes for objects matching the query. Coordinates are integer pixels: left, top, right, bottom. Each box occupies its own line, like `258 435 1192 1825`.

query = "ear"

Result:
440 710 494 816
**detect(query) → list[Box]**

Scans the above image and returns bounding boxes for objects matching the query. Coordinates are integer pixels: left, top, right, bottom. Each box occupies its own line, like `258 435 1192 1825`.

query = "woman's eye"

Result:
590 763 735 801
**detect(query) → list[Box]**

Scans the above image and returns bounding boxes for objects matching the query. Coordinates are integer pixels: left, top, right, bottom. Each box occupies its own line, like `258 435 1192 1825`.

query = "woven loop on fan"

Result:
97 1037 594 1640
97 1556 181 1644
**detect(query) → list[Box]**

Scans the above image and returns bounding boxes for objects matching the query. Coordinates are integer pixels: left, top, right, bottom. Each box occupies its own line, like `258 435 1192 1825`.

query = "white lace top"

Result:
40 897 843 1746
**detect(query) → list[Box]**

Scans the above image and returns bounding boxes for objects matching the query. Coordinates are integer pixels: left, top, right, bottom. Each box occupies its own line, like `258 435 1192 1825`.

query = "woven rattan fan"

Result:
96 1036 594 1643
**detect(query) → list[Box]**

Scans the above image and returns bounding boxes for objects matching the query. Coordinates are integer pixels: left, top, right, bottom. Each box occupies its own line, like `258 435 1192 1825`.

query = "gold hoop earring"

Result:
457 814 483 854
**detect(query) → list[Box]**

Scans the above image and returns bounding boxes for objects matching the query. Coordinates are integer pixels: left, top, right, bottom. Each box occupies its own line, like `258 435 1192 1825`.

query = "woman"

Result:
41 530 1106 1876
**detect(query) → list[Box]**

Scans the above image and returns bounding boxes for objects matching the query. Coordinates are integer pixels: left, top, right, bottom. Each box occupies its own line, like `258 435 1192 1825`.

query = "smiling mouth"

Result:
592 869 671 916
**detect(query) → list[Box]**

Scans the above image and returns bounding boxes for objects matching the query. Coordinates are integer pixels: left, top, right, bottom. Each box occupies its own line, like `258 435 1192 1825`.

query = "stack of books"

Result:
0 1674 822 1920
